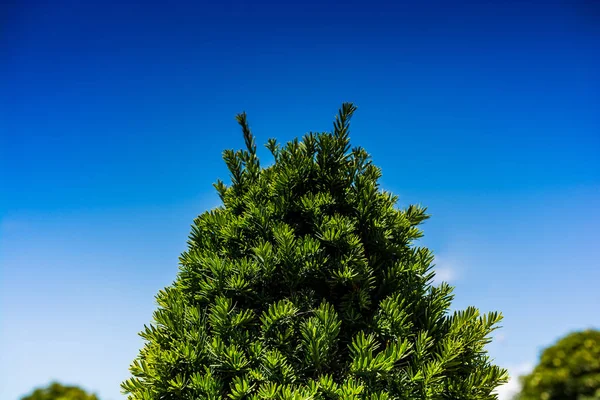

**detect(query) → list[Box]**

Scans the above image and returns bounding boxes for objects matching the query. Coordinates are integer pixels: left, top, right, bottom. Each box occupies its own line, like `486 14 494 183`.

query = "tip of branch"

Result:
334 102 357 138
236 110 256 156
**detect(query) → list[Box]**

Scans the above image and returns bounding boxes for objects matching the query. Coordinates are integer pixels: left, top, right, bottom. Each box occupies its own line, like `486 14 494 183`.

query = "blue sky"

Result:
1 1 598 399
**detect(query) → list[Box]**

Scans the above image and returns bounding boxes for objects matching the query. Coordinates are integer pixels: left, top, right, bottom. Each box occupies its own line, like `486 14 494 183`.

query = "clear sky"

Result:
1 1 598 399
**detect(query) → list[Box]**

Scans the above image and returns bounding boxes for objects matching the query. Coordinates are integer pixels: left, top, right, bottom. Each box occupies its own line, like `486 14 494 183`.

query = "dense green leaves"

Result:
123 103 507 399
21 382 98 400
517 329 600 400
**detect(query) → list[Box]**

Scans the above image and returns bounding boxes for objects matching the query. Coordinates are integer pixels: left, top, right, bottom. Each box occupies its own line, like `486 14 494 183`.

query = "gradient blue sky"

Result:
1 1 599 399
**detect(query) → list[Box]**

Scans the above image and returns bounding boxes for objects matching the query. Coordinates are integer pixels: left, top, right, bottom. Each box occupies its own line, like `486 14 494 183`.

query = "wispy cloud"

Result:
495 362 534 400
494 332 507 344
432 255 458 284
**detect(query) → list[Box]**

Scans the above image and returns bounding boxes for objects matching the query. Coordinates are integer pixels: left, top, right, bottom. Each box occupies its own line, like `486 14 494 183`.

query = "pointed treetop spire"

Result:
235 111 256 156
333 102 357 139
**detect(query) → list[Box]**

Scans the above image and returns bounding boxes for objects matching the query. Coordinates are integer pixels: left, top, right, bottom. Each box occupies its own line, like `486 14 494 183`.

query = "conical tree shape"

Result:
122 104 508 400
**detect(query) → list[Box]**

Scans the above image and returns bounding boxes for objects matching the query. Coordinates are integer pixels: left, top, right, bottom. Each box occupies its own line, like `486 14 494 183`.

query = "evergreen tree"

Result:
21 382 99 400
122 103 508 400
517 329 600 400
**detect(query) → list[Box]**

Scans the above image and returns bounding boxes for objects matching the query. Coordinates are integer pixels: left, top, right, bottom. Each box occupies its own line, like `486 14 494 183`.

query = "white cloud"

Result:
495 362 534 400
494 332 507 344
432 255 458 284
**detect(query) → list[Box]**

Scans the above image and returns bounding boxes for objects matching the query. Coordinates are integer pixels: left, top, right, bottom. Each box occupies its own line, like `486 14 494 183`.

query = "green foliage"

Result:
21 382 98 400
518 329 600 400
122 103 507 399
